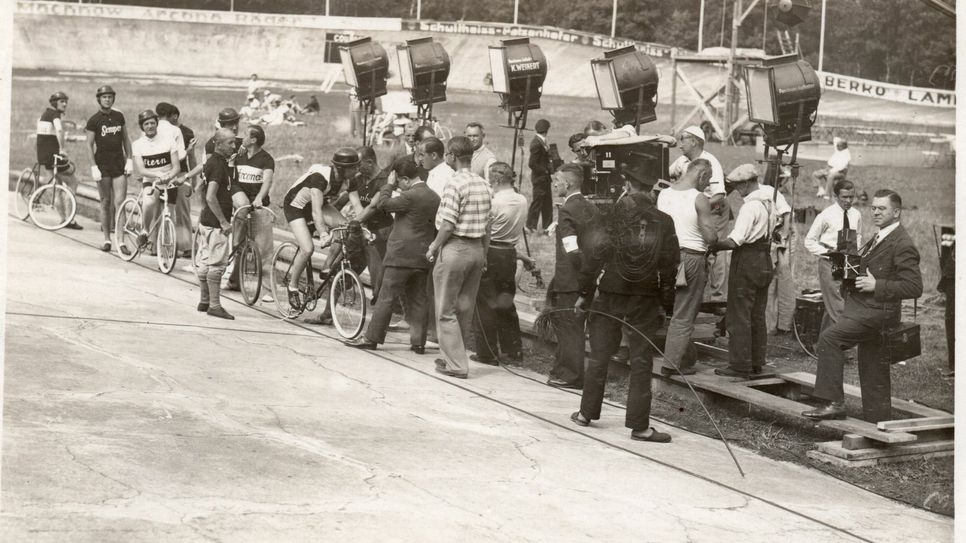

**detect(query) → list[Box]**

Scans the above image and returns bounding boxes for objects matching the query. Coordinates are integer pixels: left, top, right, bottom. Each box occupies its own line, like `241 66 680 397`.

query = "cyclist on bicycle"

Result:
85 85 133 251
228 125 276 302
131 110 183 250
37 91 82 230
281 148 364 312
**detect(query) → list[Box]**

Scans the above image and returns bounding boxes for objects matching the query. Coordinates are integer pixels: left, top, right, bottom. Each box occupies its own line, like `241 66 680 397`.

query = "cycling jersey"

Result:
36 107 62 168
200 153 233 229
233 148 275 204
283 167 331 226
85 108 126 173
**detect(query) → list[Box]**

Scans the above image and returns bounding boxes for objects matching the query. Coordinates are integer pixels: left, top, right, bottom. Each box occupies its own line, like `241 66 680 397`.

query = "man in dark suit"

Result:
345 158 440 354
546 163 598 389
803 189 923 422
526 118 554 233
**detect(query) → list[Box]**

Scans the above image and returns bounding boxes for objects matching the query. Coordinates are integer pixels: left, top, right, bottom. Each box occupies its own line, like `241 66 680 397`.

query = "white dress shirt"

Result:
827 148 852 173
728 187 775 245
866 221 900 253
426 161 455 197
804 203 863 257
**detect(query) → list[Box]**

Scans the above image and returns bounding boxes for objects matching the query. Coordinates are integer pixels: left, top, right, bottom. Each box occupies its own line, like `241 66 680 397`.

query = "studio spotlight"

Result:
340 37 389 101
771 0 812 27
397 37 450 107
487 38 547 112
591 46 659 131
744 53 821 146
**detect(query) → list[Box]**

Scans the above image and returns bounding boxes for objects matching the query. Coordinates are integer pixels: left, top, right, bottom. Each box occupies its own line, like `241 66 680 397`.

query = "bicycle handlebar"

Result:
319 224 375 248
231 204 278 221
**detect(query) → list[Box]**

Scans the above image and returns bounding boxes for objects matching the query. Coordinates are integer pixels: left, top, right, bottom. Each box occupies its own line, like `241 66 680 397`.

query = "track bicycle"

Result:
269 223 374 339
15 154 78 231
197 205 277 306
114 178 182 274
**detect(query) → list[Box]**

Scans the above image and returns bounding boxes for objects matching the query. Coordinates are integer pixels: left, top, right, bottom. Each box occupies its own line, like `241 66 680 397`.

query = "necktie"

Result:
862 234 879 256
843 209 850 233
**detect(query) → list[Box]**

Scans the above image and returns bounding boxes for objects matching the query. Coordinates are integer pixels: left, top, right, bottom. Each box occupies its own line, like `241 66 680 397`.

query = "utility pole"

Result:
698 0 705 51
611 0 618 38
514 0 520 24
417 0 421 20
818 0 827 71
724 0 741 145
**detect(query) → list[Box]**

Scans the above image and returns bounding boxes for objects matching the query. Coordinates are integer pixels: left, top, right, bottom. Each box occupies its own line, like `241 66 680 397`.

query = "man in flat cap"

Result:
709 164 775 378
527 119 555 234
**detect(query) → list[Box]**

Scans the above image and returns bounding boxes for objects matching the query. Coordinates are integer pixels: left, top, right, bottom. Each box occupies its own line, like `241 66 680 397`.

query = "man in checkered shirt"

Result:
426 136 493 379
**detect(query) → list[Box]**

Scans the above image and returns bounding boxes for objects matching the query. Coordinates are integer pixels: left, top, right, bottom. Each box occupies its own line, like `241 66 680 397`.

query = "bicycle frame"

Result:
294 224 374 310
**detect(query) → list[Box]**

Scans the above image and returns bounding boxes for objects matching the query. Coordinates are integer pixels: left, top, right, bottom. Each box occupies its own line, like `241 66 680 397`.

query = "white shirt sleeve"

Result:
706 154 726 195
668 155 688 180
775 190 791 216
803 209 830 256
728 200 764 246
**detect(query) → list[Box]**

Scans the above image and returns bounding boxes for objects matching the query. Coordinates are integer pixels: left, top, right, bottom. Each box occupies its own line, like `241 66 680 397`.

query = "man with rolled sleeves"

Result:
545 163 598 389
803 190 923 422
709 164 775 378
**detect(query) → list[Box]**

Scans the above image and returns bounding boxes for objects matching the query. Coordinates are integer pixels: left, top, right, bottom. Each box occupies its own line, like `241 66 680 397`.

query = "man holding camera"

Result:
803 190 923 422
571 175 679 443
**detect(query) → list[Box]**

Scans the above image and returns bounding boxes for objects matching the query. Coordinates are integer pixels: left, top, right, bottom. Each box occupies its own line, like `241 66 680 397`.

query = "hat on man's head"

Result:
535 119 551 133
726 163 759 183
681 125 705 142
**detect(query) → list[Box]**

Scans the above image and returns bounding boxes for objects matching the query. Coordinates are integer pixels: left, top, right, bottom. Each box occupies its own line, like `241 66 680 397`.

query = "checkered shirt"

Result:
435 169 492 238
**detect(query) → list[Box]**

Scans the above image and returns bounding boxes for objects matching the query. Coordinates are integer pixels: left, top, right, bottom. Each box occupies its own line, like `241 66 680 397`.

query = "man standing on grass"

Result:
465 122 498 183
195 129 237 321
426 136 492 379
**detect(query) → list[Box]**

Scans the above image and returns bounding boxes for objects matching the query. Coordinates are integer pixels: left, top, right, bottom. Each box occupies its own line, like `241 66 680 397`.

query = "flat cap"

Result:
535 119 550 133
726 163 759 183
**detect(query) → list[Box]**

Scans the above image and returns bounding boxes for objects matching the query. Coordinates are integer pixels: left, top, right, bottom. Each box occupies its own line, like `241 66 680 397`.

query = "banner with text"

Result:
818 71 956 108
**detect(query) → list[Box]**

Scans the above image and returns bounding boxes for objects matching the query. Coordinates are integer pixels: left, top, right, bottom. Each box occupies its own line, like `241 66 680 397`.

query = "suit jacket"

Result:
846 223 923 322
528 135 552 182
377 181 440 269
549 193 598 293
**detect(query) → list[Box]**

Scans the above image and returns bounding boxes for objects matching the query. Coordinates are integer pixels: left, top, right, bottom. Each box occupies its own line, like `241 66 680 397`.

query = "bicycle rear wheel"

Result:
239 241 261 306
115 198 143 262
14 167 38 220
156 214 178 274
270 242 305 318
29 183 76 231
330 268 366 339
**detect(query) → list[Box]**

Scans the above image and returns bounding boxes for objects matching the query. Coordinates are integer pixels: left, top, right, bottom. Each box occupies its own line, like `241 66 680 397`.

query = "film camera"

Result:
584 135 672 203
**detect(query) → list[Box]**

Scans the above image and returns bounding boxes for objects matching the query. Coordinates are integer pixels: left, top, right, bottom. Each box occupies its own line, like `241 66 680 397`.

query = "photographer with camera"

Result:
803 190 923 422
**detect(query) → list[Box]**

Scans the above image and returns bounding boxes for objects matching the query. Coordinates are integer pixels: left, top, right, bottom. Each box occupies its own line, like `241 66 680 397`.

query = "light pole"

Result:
611 0 618 38
698 0 705 51
818 0 827 71
514 0 520 24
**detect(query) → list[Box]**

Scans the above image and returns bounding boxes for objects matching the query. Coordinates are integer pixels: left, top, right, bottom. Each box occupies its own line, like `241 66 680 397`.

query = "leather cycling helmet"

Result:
332 147 361 168
49 91 68 105
217 107 241 125
137 109 159 128
95 85 116 98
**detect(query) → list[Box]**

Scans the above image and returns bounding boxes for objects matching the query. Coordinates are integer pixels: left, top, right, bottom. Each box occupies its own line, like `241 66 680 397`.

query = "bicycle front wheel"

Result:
115 198 143 262
330 268 366 339
14 167 37 220
239 241 261 306
28 183 76 231
270 242 303 319
156 214 178 274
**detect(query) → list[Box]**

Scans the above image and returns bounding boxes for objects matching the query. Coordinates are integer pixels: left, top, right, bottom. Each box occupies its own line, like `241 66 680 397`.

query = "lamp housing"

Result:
488 38 547 112
340 37 389 101
397 37 450 106
591 46 659 128
770 0 812 27
744 54 821 146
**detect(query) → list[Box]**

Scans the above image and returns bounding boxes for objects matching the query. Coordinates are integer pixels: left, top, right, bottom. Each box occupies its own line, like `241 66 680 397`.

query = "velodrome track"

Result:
1 206 954 542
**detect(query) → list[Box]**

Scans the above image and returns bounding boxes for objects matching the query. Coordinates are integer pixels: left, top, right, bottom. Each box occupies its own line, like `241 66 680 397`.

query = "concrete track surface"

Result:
1 213 952 542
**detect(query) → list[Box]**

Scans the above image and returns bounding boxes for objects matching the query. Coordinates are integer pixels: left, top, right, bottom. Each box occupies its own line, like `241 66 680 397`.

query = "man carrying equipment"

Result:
85 85 133 250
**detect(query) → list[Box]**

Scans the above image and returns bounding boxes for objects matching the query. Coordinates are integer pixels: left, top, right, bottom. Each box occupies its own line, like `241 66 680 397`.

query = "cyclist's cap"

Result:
95 85 116 97
332 147 361 167
217 107 241 124
49 91 68 104
137 109 159 127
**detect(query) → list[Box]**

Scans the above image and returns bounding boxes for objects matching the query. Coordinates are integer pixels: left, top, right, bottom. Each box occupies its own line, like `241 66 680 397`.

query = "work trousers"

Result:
365 266 428 347
473 245 522 360
366 226 390 300
818 257 845 331
663 250 708 371
767 244 795 333
705 212 732 303
176 184 193 250
546 290 586 385
726 243 773 373
526 177 553 230
814 314 896 422
581 292 663 431
433 237 485 374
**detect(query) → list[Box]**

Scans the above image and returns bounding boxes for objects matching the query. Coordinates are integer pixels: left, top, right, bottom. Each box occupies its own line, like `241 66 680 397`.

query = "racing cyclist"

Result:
130 110 183 251
37 91 82 230
85 85 133 251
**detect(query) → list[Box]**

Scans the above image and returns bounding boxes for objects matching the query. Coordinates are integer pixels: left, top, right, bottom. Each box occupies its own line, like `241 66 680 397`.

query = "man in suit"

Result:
546 163 599 389
346 158 440 353
526 119 554 234
803 189 923 422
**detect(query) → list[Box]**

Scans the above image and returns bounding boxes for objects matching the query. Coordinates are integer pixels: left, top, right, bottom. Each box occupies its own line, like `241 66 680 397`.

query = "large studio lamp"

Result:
591 46 659 133
340 37 389 101
397 37 450 114
488 38 547 112
744 53 820 146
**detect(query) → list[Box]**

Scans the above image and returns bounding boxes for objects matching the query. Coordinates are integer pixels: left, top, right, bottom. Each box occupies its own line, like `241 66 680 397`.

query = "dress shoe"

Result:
661 366 696 377
410 345 425 355
630 428 672 443
197 302 209 312
207 306 235 320
570 411 590 427
802 402 846 420
470 354 499 366
346 338 378 350
65 221 83 230
434 361 468 379
714 367 750 379
547 378 581 389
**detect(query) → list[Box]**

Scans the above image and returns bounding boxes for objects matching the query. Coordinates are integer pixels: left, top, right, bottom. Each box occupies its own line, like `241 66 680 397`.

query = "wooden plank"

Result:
841 434 874 451
815 439 954 461
807 448 954 468
877 416 955 433
778 371 950 418
667 373 917 444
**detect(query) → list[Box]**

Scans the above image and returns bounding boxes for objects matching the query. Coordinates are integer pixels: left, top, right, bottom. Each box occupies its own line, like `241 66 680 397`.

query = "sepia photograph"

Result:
0 0 960 540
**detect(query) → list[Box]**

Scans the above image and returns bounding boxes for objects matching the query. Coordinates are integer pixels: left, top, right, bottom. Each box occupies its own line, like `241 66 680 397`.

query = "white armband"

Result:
562 235 579 253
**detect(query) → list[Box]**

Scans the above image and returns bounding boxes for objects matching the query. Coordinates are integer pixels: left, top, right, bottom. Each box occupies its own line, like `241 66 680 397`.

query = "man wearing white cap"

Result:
669 126 729 305
812 137 851 198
